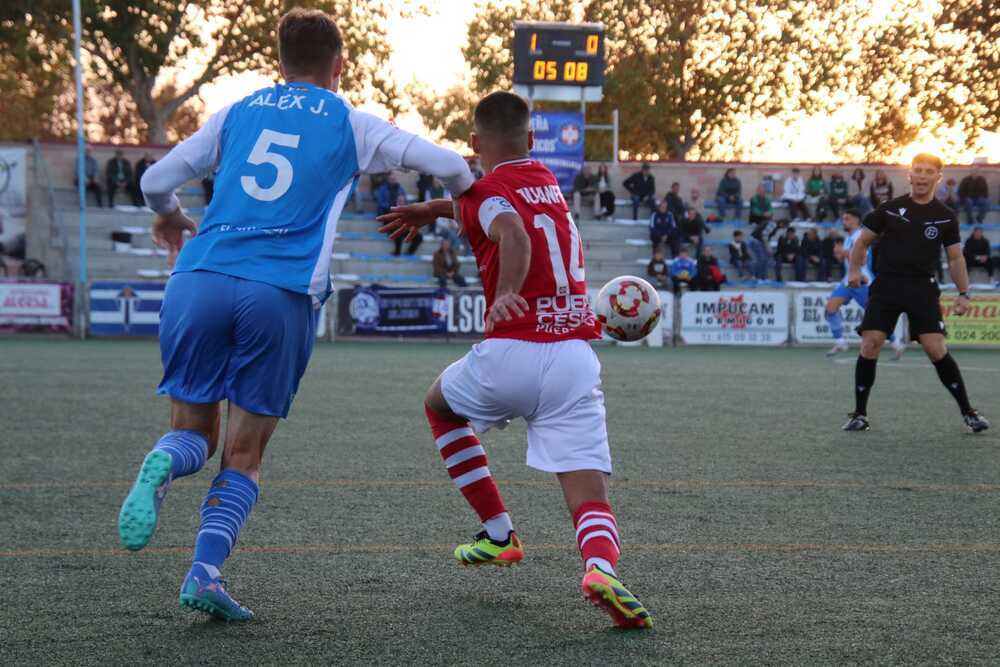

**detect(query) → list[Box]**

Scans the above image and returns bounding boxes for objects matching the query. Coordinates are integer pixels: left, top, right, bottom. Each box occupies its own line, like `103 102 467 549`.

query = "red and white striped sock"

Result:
426 406 511 541
573 501 620 576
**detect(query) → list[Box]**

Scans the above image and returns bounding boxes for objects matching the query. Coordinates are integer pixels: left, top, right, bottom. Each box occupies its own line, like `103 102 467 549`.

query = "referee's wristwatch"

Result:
958 291 970 299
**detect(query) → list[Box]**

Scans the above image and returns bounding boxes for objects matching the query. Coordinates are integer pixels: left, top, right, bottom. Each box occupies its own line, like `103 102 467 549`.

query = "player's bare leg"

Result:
425 378 521 566
918 333 990 432
118 399 220 551
558 470 652 629
179 402 277 621
824 296 849 356
843 329 886 431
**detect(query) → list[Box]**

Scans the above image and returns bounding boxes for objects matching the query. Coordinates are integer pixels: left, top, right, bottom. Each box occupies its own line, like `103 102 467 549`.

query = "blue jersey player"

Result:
118 8 474 621
824 209 905 359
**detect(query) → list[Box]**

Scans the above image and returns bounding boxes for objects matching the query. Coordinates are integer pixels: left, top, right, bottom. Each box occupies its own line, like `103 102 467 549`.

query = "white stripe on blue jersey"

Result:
842 228 874 285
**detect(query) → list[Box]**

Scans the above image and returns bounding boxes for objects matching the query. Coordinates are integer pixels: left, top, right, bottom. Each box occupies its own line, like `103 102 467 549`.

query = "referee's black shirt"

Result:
862 195 961 277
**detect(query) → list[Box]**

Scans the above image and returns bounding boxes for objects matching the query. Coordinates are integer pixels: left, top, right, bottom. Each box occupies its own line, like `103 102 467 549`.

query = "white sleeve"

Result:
400 137 475 198
349 109 416 174
477 196 516 235
140 104 233 214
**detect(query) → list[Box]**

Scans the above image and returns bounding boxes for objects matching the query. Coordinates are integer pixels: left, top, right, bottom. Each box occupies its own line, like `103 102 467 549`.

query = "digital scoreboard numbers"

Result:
513 22 605 88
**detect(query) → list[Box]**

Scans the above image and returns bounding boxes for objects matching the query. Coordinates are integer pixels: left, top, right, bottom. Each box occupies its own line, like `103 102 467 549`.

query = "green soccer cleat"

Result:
453 530 524 567
581 566 653 629
118 450 172 551
179 564 254 622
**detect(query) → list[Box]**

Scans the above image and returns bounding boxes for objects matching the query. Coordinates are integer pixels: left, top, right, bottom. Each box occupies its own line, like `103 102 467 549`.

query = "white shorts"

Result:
440 338 611 474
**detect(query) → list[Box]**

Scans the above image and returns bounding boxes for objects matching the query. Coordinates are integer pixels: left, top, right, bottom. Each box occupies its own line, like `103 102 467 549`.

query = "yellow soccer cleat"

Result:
453 531 524 567
581 566 653 629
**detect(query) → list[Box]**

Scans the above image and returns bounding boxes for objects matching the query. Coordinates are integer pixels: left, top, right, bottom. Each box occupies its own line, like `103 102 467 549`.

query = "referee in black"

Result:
843 153 989 433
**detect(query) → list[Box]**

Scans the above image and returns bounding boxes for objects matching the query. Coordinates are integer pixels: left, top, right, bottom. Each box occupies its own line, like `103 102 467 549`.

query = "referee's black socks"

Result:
932 353 973 414
854 356 877 416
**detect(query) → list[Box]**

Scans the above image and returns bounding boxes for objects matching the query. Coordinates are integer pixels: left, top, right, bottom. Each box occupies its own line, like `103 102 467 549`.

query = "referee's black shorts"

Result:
858 274 946 341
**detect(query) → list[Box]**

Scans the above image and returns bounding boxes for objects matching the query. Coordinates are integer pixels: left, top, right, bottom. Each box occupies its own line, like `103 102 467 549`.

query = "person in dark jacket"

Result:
696 246 726 291
105 149 133 207
958 170 990 225
133 152 155 206
376 173 405 217
828 172 849 219
624 163 655 219
680 207 709 256
963 226 993 278
715 168 743 220
795 227 824 281
595 164 615 219
647 248 670 289
433 238 467 287
729 229 751 279
664 181 686 223
821 229 841 281
774 226 800 281
649 199 679 256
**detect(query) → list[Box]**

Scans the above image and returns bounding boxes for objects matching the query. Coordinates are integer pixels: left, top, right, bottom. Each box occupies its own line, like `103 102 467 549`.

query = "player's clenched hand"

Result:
152 210 197 268
485 292 530 333
953 294 970 316
377 202 436 242
847 269 868 289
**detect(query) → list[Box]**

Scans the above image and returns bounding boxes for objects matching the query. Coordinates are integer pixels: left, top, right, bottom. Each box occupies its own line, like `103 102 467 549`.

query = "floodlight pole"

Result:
73 0 88 339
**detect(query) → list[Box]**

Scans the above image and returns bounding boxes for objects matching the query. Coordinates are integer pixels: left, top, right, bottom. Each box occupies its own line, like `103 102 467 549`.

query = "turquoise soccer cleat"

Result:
118 449 173 551
179 564 255 621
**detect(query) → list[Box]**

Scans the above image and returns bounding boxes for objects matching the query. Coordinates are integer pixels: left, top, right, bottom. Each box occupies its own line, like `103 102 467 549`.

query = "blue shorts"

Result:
158 270 318 418
829 283 869 308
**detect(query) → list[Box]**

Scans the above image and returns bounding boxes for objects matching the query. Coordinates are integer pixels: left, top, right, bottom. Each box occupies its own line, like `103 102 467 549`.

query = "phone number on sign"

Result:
950 328 1000 342
688 331 780 343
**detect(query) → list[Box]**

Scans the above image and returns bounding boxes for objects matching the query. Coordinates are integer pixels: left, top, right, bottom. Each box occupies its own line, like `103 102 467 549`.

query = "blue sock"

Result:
825 310 844 340
192 469 259 573
152 430 208 479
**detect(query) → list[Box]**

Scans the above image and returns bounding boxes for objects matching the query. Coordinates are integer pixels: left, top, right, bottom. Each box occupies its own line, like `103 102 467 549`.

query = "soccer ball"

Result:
593 276 662 342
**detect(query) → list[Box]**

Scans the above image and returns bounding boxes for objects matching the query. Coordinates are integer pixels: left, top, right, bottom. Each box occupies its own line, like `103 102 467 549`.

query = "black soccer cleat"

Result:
842 413 870 432
963 410 990 433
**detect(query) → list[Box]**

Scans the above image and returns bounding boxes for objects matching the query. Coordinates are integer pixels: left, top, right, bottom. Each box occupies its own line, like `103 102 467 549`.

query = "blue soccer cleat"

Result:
179 564 255 621
118 449 173 551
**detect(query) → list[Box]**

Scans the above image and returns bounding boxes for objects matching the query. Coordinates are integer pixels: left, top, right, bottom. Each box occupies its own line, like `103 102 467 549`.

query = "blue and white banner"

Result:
530 111 584 192
90 281 165 336
338 285 450 335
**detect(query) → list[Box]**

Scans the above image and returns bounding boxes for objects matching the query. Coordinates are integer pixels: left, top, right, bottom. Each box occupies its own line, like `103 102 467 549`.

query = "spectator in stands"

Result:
376 173 405 217
105 149 133 208
828 172 849 219
133 152 155 206
870 170 894 208
427 177 445 201
938 177 959 208
805 167 828 221
748 217 777 280
595 164 615 219
572 165 599 218
391 192 421 256
688 187 705 216
782 168 808 220
665 181 686 222
849 167 870 214
649 199 679 257
669 245 697 294
624 163 656 220
469 158 485 180
433 238 467 288
749 184 773 225
680 206 710 256
434 213 463 253
796 227 825 281
715 168 743 221
963 227 993 278
729 229 751 279
417 173 434 202
958 169 990 225
646 248 670 289
696 246 726 291
75 148 104 207
774 226 800 280
821 229 841 280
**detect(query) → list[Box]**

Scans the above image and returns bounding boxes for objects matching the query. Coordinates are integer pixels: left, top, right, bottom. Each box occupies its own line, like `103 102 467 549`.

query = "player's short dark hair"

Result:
473 91 530 138
843 208 861 220
912 152 943 171
278 8 343 78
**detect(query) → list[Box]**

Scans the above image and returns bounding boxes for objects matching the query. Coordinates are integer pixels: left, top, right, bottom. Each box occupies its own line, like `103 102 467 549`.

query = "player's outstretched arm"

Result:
377 198 454 241
847 227 877 287
485 213 531 333
945 243 971 315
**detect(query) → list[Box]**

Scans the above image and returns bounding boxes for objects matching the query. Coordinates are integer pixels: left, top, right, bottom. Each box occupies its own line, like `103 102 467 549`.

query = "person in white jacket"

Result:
782 168 809 220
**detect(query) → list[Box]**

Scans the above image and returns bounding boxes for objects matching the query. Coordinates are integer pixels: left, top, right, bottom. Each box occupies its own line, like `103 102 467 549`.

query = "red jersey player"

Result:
378 91 651 629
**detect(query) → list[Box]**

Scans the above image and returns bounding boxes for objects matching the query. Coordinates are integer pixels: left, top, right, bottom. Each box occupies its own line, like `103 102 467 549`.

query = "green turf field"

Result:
2 339 1000 664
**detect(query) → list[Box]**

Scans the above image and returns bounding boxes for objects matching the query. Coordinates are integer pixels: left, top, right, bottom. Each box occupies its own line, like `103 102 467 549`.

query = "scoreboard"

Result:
512 22 605 88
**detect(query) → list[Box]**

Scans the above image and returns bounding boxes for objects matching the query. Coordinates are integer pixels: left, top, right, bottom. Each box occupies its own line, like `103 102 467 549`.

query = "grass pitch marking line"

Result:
831 358 1000 373
5 542 1000 559
5 479 1000 493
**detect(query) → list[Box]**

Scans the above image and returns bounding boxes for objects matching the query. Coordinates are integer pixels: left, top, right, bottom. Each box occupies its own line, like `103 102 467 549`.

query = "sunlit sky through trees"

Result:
165 0 1000 163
